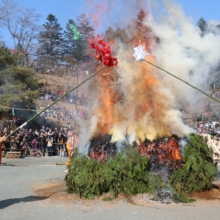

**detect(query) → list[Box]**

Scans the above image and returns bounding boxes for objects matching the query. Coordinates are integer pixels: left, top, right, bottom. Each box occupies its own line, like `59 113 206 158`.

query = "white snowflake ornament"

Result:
133 43 149 62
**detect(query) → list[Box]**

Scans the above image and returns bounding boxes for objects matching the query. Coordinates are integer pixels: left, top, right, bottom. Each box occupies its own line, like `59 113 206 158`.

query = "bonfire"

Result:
66 11 218 203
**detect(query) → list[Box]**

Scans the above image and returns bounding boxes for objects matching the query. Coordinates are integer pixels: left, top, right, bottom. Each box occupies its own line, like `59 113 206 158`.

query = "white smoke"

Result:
77 0 220 149
145 0 220 110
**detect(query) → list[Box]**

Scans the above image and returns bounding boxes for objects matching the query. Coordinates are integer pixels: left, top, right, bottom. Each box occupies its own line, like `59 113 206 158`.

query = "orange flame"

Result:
94 68 122 136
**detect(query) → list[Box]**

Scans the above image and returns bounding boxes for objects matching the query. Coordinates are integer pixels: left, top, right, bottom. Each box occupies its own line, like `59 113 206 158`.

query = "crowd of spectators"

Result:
197 120 220 164
0 126 76 157
0 118 20 131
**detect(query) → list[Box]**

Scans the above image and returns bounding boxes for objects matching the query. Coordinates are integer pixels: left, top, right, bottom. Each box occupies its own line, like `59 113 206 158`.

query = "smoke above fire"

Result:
147 0 220 108
78 0 220 151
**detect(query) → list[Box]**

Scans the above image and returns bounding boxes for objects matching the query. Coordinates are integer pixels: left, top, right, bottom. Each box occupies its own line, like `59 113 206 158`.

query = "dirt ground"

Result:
33 182 220 206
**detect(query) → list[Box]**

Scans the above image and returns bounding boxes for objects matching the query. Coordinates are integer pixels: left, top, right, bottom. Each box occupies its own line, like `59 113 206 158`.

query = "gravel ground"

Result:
0 157 220 220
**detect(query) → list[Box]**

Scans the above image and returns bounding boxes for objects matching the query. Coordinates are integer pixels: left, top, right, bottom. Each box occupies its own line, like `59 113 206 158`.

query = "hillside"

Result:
34 73 90 128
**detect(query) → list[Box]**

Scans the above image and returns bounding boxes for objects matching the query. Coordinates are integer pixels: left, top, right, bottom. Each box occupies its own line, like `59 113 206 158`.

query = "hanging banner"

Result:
12 108 15 116
69 24 81 40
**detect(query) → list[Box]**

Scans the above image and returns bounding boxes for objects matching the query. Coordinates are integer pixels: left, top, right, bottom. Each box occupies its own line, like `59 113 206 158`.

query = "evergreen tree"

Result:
62 15 94 110
104 26 129 43
36 14 64 71
74 14 94 63
63 14 94 65
104 26 115 42
0 42 16 69
134 9 153 51
0 44 39 112
63 19 78 65
136 9 151 37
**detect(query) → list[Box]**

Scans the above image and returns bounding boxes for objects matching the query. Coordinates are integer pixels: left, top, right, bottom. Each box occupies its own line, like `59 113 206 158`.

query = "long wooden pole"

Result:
2 66 107 141
143 59 220 104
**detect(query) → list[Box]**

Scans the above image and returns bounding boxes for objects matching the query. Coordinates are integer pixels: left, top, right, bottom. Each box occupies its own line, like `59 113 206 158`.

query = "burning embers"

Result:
89 135 117 163
88 135 183 204
89 135 183 173
136 136 183 173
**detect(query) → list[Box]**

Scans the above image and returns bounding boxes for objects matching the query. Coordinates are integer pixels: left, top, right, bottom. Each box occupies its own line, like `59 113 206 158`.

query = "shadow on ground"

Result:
0 195 48 209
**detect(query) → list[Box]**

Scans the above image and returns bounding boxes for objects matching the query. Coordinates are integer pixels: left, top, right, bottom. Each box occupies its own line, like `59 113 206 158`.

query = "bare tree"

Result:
0 0 17 24
4 3 40 66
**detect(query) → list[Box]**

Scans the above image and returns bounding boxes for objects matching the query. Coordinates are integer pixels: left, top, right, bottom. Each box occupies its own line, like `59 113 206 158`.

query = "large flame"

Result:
85 8 194 148
95 70 120 136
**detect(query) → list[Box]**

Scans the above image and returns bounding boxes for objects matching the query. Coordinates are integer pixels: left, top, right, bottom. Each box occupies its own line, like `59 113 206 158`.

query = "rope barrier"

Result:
0 105 87 112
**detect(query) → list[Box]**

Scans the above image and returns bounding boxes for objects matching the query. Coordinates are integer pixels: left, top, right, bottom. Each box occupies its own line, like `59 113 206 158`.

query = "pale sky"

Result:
2 0 220 47
16 0 220 25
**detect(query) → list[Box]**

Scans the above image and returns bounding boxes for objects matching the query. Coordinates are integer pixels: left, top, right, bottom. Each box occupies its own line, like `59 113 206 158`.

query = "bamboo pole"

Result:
143 59 220 104
2 66 108 141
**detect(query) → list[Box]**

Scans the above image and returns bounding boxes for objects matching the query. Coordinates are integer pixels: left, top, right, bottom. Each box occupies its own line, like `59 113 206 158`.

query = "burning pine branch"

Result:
135 136 184 173
88 134 183 173
67 134 217 203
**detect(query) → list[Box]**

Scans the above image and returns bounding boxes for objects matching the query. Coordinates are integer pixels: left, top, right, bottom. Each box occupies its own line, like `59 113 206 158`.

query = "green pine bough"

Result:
2 66 107 142
170 134 218 196
143 59 220 104
66 134 217 202
66 148 164 199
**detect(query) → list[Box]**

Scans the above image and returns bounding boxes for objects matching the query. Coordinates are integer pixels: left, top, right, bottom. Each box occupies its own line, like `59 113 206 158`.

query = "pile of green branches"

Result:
170 134 218 195
66 134 218 201
66 149 164 199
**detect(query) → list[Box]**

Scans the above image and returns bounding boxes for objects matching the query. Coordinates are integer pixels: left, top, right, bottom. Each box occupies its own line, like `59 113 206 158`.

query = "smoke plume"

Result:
78 0 220 150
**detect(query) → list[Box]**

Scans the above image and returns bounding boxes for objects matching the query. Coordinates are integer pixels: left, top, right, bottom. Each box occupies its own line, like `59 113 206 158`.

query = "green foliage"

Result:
170 134 218 195
37 14 64 67
0 63 39 111
172 193 195 203
147 172 165 196
102 197 112 201
67 14 94 64
67 134 218 201
0 44 16 69
66 149 164 199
